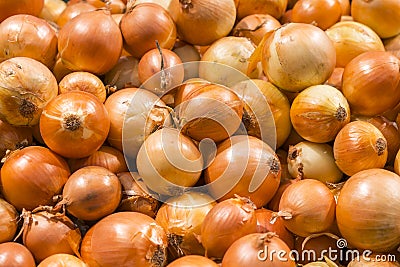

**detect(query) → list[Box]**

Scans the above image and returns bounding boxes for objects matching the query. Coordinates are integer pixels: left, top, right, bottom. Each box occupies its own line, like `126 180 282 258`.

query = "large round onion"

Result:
81 212 168 266
262 23 336 92
0 57 58 126
0 0 44 22
336 168 400 252
0 242 36 267
0 198 18 243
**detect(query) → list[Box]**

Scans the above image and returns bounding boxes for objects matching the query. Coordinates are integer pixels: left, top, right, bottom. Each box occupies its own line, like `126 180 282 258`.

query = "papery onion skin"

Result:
0 146 70 211
236 0 288 20
37 253 88 267
0 242 36 267
336 168 400 252
56 2 96 28
39 0 67 23
0 198 18 243
0 0 44 22
81 212 168 267
333 121 388 176
0 119 33 159
167 255 219 267
0 57 58 126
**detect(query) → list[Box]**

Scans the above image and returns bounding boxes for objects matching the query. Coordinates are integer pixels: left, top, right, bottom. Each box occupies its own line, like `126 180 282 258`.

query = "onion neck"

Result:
63 114 82 131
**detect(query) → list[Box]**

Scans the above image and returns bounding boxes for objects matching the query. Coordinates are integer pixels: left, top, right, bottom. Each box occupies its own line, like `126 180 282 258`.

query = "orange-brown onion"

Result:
333 121 388 176
325 67 344 90
384 34 400 60
267 178 298 212
104 88 170 160
0 0 44 22
232 14 281 46
103 56 140 91
37 253 87 267
167 255 219 267
291 0 341 30
22 211 81 263
0 146 70 211
52 57 74 82
127 0 179 21
120 3 176 58
200 196 258 259
0 15 58 68
255 208 295 249
336 168 400 252
351 0 400 38
56 2 96 28
236 0 288 20
325 21 385 68
175 0 236 46
0 242 36 267
204 135 281 208
155 192 216 258
0 119 32 159
40 91 110 159
290 84 350 143
81 212 168 266
221 233 296 267
136 128 203 196
232 79 291 148
0 198 18 243
39 0 67 23
58 71 106 103
342 51 400 116
262 23 336 92
277 179 336 237
172 41 201 63
58 9 122 75
57 166 121 221
0 57 58 126
173 78 211 107
280 9 292 24
117 172 159 218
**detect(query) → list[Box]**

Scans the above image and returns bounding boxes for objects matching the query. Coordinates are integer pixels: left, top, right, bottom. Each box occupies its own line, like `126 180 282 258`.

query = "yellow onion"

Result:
0 198 18 243
325 21 385 67
336 168 400 252
52 57 74 82
200 196 258 259
39 0 67 23
37 254 87 267
0 119 32 159
236 0 288 20
342 51 400 116
56 2 96 28
325 67 344 90
0 57 58 126
384 34 400 60
127 0 179 22
262 23 336 92
351 0 400 38
67 0 126 14
103 56 140 91
288 141 343 183
58 9 122 75
0 0 44 22
333 121 388 176
0 242 36 267
155 192 216 258
167 255 219 267
175 0 236 46
290 84 350 143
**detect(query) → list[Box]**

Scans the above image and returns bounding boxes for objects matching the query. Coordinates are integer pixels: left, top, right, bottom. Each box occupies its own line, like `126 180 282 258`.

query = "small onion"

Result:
262 23 336 92
56 2 96 28
0 198 18 243
236 0 288 20
336 168 400 252
0 119 32 159
167 255 219 267
288 141 343 183
0 0 44 22
201 196 258 259
333 121 388 176
58 71 106 103
37 254 87 267
276 179 336 237
290 84 350 143
103 56 141 91
1 146 70 211
39 0 67 23
81 212 168 266
0 57 58 126
0 242 36 267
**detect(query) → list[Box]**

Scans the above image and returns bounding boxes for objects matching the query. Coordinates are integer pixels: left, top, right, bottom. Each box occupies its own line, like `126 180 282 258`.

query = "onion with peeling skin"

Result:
0 198 18 243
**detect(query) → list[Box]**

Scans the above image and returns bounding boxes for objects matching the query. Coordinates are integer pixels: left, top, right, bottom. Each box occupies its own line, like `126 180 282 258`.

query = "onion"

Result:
56 166 122 221
267 178 298 211
351 0 400 38
0 119 32 159
280 9 292 24
155 192 216 258
136 128 203 196
39 0 67 23
290 84 350 143
287 141 343 183
0 198 18 243
175 0 236 46
127 0 180 21
172 41 201 63
81 212 168 266
221 233 296 267
236 0 288 20
37 254 87 267
103 56 140 91
167 255 219 267
325 21 385 67
0 0 44 22
117 172 159 218
276 179 336 237
232 14 281 46
58 72 106 103
325 67 344 90
68 0 126 14
0 57 58 126
1 146 70 211
58 9 123 75
262 23 336 92
342 51 400 116
120 3 176 58
336 168 400 252
40 91 110 159
56 2 96 28
52 57 74 82
333 121 388 176
384 34 400 60
0 242 36 267
201 196 257 259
